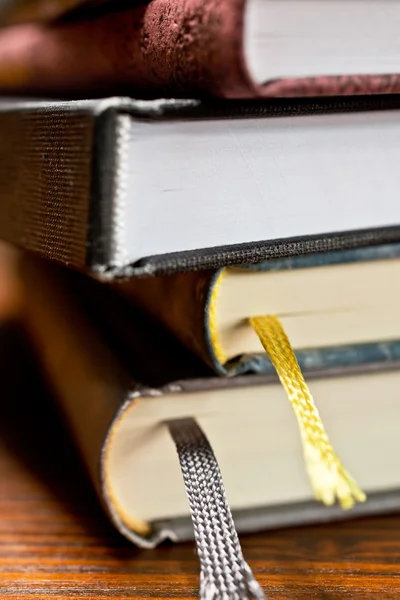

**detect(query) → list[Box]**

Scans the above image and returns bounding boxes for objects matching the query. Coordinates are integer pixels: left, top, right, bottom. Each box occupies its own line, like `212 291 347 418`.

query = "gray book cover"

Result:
1 96 400 278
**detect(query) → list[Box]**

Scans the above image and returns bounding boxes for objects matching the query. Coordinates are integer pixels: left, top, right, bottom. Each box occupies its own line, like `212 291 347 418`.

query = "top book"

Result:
0 0 400 98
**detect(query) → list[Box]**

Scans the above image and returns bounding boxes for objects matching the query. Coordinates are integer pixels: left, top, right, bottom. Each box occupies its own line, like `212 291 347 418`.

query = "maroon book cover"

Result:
0 0 399 98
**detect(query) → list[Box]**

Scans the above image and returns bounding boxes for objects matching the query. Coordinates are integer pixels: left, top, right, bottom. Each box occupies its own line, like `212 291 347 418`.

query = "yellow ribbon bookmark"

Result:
250 315 366 510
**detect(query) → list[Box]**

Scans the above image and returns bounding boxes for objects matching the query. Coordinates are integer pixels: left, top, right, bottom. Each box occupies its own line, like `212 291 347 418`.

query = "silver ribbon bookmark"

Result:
167 417 265 600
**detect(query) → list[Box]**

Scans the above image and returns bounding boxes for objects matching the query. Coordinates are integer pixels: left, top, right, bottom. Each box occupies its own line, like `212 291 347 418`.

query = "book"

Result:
19 255 400 549
114 243 400 374
2 96 400 278
1 0 400 98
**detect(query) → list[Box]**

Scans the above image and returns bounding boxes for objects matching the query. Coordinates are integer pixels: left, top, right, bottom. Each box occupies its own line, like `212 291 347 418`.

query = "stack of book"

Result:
1 0 400 597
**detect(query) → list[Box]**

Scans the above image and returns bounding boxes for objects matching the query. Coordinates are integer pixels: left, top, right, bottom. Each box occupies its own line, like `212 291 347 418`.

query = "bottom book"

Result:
19 256 400 551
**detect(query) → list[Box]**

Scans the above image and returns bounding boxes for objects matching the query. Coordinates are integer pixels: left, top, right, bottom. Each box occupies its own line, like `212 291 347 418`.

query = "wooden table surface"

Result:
1 321 400 599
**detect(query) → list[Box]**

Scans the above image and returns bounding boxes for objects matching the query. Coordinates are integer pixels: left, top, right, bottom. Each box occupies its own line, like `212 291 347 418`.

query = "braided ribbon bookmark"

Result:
250 315 366 510
167 417 265 600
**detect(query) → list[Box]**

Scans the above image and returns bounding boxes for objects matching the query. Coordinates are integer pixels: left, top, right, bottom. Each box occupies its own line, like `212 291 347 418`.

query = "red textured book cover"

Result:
0 0 399 98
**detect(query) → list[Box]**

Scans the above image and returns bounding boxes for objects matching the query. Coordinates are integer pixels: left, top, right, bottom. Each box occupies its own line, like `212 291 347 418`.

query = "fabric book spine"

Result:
1 0 400 98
